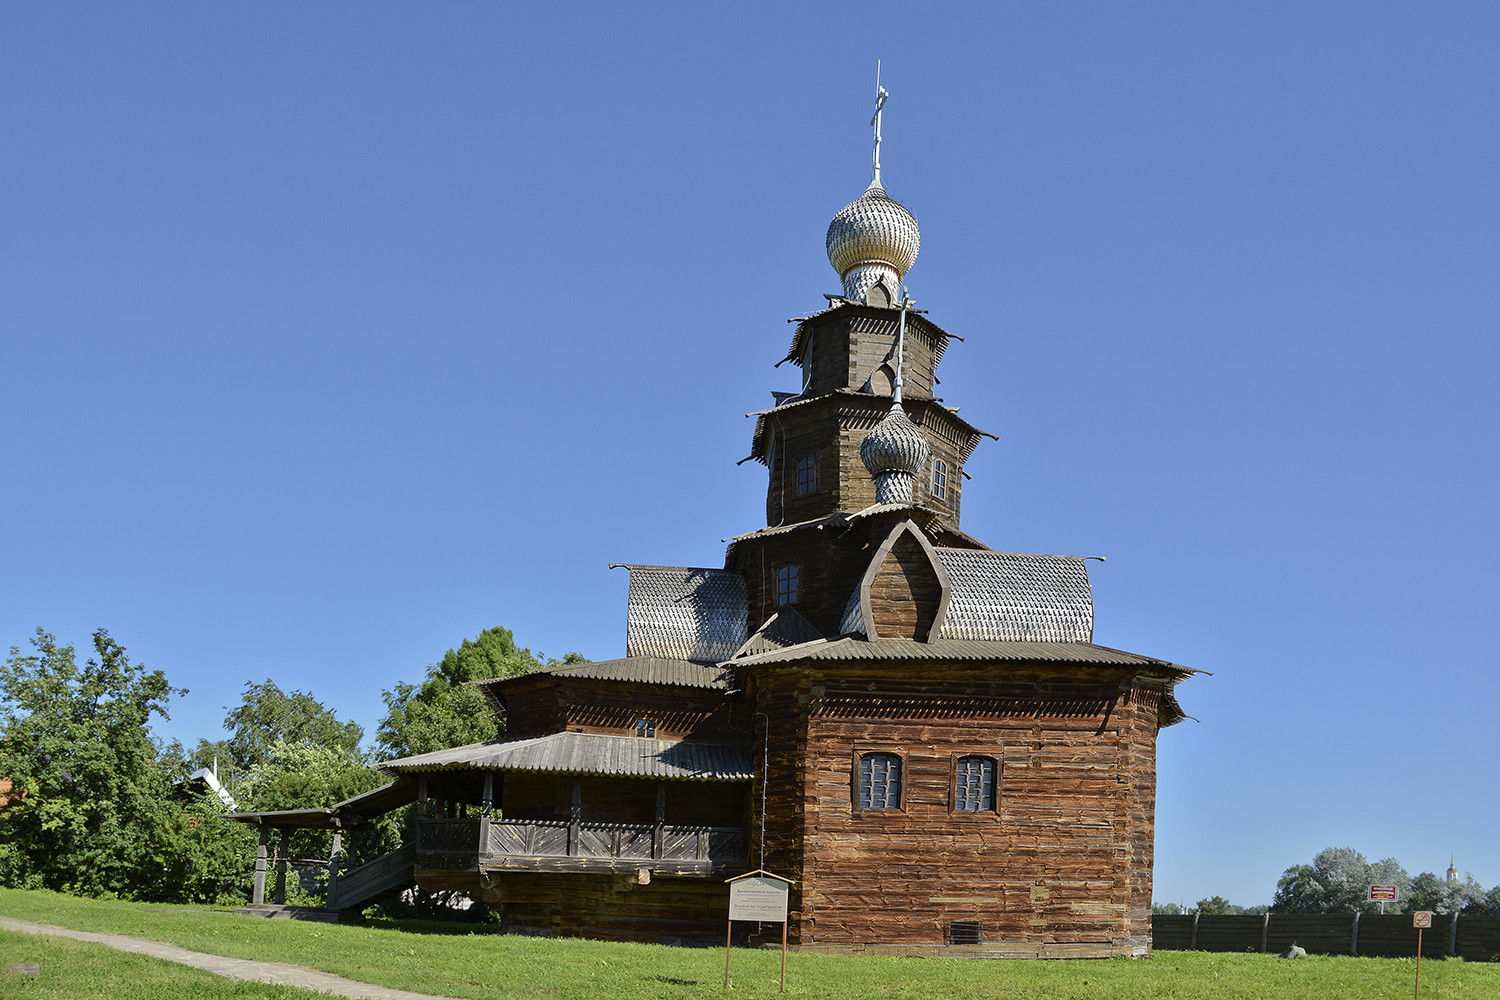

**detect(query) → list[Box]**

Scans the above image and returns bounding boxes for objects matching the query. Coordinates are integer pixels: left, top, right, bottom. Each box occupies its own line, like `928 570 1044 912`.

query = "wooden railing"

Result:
414 815 747 869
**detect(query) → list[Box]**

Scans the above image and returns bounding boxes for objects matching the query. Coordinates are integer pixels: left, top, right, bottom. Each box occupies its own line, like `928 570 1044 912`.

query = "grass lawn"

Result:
0 927 330 998
2 888 1498 999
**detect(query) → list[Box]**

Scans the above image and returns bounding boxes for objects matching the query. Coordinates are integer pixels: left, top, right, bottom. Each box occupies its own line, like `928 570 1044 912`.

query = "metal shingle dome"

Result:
860 403 930 503
826 181 921 284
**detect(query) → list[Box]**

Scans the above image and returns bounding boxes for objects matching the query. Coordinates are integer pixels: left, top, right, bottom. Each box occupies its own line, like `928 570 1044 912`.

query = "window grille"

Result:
932 458 948 500
954 756 995 812
776 564 800 605
945 920 983 945
795 454 817 495
857 753 902 809
634 718 656 738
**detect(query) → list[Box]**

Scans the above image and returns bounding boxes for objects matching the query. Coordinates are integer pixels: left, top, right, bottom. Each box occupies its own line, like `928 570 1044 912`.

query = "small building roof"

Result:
227 777 418 829
381 731 752 781
935 548 1096 643
728 636 1192 675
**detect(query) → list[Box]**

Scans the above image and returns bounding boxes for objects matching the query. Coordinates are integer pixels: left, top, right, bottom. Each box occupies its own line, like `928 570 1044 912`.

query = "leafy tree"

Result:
1272 864 1322 913
0 628 244 900
1152 902 1182 915
1196 896 1235 915
1272 847 1411 914
378 626 586 759
1467 883 1500 916
194 679 363 775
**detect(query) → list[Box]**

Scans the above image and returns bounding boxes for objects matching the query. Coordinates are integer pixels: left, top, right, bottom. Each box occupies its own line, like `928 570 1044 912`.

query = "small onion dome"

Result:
860 403 930 504
826 181 920 302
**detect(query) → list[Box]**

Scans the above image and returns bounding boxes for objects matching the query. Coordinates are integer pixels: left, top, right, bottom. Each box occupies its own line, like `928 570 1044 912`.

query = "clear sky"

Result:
3 3 1496 909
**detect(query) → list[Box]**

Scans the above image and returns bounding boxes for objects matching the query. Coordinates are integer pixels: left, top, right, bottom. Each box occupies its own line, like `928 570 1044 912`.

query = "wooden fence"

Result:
1153 913 1500 960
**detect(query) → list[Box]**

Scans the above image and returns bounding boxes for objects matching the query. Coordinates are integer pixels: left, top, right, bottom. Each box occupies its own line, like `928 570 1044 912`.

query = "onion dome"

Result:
826 181 921 305
860 403 930 504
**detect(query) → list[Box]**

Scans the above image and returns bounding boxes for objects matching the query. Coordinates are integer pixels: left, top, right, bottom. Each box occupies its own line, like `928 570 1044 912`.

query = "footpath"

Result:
0 915 463 999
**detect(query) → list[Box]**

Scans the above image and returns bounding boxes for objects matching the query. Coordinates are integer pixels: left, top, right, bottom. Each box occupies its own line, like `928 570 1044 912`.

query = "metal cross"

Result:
871 61 888 186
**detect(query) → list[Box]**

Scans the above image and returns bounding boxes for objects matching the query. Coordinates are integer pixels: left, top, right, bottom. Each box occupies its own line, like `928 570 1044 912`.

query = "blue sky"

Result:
3 3 1496 909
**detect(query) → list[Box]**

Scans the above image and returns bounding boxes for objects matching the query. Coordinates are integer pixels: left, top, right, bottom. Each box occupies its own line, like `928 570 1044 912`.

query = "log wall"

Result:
487 872 730 945
500 677 737 743
747 662 1159 957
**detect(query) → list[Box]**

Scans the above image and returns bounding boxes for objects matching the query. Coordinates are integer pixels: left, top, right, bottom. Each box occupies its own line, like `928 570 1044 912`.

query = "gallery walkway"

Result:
0 915 462 999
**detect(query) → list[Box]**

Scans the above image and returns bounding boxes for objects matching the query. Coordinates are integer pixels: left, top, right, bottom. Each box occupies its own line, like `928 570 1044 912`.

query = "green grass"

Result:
0 928 330 998
2 888 1498 999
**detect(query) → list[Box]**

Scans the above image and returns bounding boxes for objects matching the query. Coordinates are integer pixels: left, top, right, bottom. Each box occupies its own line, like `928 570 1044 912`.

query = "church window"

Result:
856 752 902 810
953 756 996 812
932 458 948 500
795 454 817 495
776 564 800 605
634 718 657 738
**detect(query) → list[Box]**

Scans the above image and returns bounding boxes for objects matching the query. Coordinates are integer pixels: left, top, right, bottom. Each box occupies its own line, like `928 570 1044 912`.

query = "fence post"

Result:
1450 913 1459 957
1351 912 1360 956
1190 912 1199 950
1261 912 1270 953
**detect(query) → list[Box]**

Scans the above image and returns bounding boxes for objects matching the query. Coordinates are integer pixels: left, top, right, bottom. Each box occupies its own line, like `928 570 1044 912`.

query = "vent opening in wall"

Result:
945 920 983 946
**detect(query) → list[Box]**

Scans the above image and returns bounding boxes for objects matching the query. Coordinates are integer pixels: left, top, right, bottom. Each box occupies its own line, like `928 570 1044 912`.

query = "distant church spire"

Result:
1447 856 1459 885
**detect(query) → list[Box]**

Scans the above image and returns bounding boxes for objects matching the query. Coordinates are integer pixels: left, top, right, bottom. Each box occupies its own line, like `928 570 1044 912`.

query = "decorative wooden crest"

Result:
857 519 952 642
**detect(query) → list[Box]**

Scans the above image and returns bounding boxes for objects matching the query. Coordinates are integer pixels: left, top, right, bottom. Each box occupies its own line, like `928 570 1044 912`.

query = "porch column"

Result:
478 772 494 859
326 825 343 910
274 828 290 905
653 784 666 860
418 777 427 818
568 779 581 857
252 825 269 905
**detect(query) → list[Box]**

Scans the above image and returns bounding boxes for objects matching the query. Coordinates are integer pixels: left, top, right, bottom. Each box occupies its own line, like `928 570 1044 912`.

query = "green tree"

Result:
1272 848 1411 914
0 628 243 900
1196 896 1235 915
195 679 363 775
1272 864 1323 913
378 626 586 759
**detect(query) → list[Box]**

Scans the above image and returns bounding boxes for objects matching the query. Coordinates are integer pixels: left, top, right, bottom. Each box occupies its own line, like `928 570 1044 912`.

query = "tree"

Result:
194 679 363 775
1272 847 1411 914
1196 896 1235 915
0 628 219 899
377 626 586 759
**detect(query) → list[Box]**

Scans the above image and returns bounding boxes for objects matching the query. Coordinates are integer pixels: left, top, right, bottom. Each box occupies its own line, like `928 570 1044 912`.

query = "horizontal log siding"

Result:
486 872 731 945
749 662 1159 955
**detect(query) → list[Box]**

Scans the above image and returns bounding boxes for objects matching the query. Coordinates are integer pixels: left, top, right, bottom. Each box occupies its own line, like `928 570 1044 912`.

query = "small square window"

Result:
777 564 799 605
954 756 996 812
795 454 817 495
946 920 983 945
634 718 656 738
933 458 948 500
857 753 902 809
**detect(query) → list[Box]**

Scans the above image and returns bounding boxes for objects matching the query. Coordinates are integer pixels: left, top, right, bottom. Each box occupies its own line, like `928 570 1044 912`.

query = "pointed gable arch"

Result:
857 519 952 641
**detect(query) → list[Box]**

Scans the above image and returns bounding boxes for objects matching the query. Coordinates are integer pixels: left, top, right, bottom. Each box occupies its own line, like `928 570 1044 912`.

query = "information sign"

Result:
1413 911 1433 928
1369 885 1399 902
729 874 790 922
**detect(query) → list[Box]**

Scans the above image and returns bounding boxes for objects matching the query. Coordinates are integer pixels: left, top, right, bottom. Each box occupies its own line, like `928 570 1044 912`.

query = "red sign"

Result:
1413 911 1433 928
1369 884 1399 902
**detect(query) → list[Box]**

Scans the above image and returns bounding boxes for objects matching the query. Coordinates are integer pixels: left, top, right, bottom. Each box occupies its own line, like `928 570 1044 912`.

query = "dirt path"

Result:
0 915 464 999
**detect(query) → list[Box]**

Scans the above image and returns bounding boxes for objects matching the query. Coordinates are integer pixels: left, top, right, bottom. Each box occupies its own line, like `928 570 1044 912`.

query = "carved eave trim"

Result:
857 518 953 643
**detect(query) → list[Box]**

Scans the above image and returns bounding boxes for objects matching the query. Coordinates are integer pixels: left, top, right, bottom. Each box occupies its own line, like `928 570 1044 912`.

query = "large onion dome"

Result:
826 181 921 305
860 403 930 504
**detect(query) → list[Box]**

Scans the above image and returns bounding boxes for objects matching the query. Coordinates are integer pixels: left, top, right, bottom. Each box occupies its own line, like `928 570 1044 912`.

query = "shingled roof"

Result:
614 565 748 663
381 731 752 781
935 548 1095 643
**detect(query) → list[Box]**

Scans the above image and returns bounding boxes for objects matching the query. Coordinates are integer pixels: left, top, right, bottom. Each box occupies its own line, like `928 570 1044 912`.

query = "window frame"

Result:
794 453 817 496
776 564 800 606
949 754 1001 816
851 749 906 813
932 457 948 500
634 718 657 738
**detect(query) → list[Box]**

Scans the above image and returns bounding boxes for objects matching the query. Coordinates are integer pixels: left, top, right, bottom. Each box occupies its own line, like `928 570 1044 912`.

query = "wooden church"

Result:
379 95 1197 958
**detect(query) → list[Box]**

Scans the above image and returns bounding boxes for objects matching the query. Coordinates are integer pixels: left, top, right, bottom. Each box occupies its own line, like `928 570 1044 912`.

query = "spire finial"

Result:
892 287 909 404
870 61 888 187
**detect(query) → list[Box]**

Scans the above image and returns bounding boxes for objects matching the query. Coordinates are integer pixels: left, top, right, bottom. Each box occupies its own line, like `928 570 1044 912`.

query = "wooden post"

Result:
326 827 343 910
780 918 788 992
568 780 581 857
724 919 732 987
252 826 269 905
274 828 290 905
1261 912 1270 953
479 772 494 859
1351 912 1360 956
1450 913 1459 957
653 784 666 861
1415 927 1423 999
417 777 427 818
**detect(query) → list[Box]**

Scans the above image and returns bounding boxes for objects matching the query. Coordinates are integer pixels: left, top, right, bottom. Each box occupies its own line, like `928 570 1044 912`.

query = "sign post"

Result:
1369 884 1399 915
1412 911 1433 999
725 870 793 993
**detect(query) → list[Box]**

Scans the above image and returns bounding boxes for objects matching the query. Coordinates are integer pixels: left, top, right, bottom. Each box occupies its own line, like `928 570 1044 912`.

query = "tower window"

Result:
953 756 997 812
856 752 902 810
634 718 657 738
932 458 948 500
776 564 800 605
795 454 817 495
